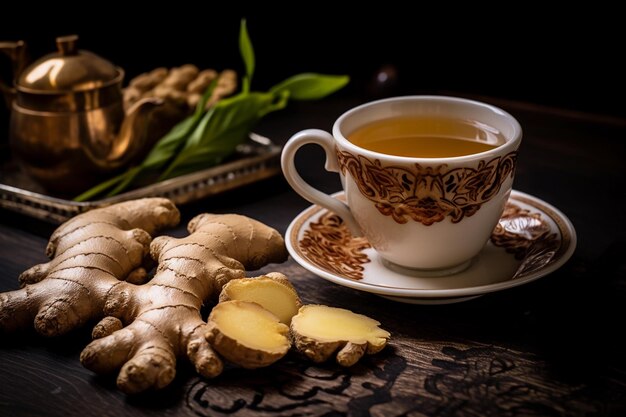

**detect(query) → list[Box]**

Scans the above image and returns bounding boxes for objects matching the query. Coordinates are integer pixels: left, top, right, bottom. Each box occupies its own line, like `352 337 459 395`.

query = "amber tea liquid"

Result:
347 116 505 158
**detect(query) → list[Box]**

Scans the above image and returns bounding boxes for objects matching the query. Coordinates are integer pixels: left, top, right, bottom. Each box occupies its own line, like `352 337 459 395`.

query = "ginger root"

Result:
0 201 288 394
0 198 180 335
0 197 390 393
290 305 391 367
219 272 302 325
124 65 236 113
206 300 291 369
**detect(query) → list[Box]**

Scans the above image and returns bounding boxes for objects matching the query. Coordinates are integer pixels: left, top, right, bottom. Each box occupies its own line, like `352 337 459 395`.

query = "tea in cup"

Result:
282 96 522 275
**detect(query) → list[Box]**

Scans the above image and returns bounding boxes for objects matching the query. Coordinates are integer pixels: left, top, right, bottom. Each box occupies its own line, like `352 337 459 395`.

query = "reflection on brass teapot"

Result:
0 35 162 195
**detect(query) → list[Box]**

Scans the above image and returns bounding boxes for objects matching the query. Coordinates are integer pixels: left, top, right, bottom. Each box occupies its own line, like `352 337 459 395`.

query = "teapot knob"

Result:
56 35 79 56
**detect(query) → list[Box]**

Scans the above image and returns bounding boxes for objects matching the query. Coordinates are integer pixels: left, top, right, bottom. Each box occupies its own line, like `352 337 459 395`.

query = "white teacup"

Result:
282 96 522 275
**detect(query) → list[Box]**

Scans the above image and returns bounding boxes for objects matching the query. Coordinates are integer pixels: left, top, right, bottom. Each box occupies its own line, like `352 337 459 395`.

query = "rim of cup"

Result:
332 95 523 164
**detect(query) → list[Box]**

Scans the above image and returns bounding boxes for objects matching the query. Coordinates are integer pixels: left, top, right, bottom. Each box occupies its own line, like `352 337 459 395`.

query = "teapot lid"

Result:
16 35 122 93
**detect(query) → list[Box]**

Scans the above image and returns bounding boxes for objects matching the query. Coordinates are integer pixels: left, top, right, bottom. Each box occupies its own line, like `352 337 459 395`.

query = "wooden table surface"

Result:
1 96 625 417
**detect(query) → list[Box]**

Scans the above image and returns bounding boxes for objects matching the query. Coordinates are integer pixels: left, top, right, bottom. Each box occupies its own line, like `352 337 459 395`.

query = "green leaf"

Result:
159 88 288 180
163 125 251 178
74 170 129 202
141 117 197 167
239 19 255 92
160 91 284 179
192 77 217 118
140 78 217 170
269 73 349 100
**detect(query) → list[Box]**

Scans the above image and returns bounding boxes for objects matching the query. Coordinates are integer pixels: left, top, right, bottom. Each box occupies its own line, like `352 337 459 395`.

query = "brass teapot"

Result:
0 35 161 195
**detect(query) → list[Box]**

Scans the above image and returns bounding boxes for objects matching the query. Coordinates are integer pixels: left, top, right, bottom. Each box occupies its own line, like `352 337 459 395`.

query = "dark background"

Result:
1 6 624 125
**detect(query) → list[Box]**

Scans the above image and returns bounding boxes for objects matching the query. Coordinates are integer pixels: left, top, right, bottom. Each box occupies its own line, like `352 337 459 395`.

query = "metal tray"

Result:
0 133 281 224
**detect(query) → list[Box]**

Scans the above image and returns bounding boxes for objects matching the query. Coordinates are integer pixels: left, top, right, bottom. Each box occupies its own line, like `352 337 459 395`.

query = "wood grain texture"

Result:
1 97 625 416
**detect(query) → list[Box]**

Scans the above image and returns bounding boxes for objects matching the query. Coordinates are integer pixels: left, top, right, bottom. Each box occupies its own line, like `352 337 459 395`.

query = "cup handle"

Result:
281 129 362 236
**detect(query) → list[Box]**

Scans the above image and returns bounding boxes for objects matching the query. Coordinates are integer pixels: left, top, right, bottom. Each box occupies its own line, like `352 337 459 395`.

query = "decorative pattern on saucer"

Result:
336 148 517 225
300 212 371 280
298 201 559 281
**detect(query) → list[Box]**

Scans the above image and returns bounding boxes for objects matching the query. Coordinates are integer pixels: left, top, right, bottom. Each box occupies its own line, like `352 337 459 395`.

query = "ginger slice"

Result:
290 305 390 367
219 272 302 324
206 300 291 369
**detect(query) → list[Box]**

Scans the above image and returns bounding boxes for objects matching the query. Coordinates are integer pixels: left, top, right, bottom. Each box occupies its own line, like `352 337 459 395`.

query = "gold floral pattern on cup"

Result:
337 148 518 225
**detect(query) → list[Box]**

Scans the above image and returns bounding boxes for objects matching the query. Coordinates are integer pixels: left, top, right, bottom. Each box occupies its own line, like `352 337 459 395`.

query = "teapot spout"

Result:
107 97 163 167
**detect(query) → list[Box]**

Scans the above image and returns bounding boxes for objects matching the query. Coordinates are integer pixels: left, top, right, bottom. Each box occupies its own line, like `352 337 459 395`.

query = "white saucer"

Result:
286 190 576 304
